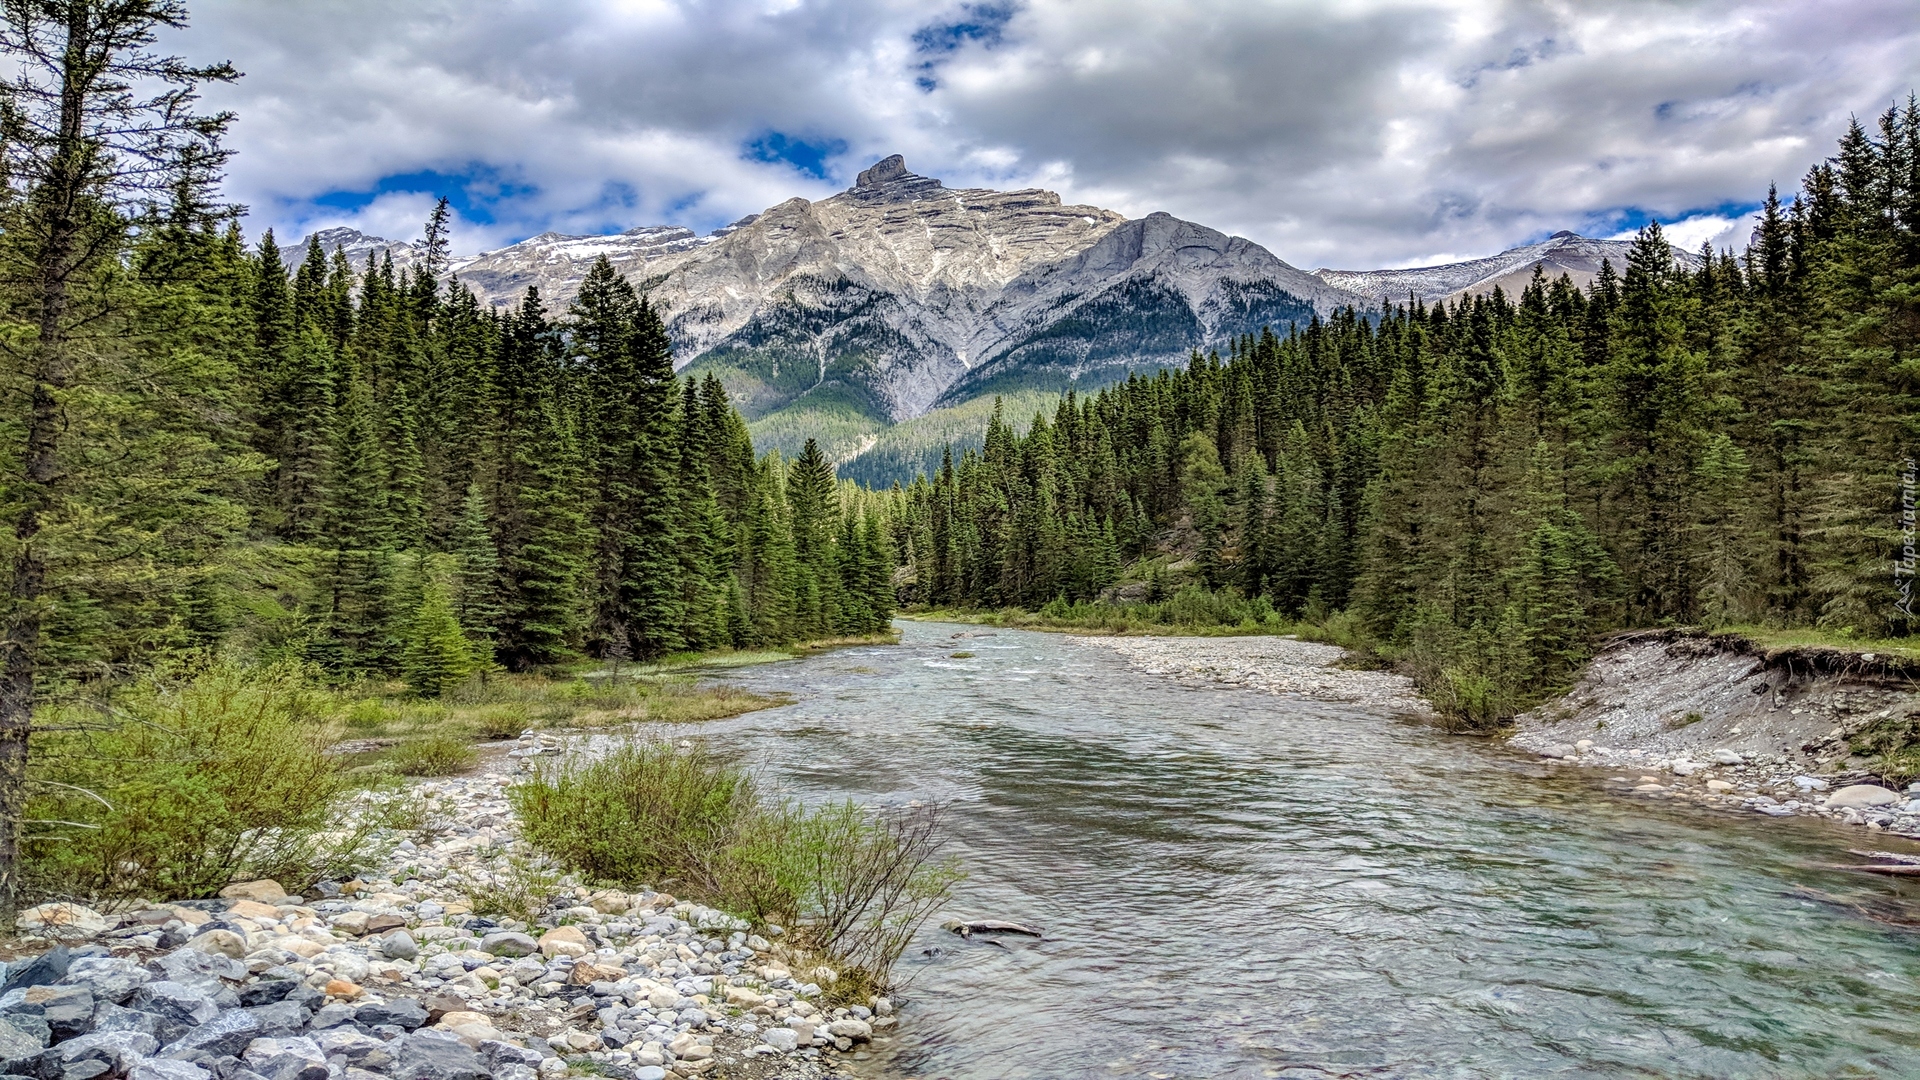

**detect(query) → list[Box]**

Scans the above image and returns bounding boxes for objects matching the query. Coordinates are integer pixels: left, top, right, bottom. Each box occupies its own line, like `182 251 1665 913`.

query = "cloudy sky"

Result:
180 0 1919 270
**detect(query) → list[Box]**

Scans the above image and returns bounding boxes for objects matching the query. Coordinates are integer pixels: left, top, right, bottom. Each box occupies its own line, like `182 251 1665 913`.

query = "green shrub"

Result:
512 741 959 993
388 735 479 776
511 741 756 891
25 660 386 903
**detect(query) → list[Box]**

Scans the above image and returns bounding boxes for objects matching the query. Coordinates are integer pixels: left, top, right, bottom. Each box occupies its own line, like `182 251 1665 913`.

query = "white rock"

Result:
1827 784 1901 809
1710 749 1743 765
18 902 109 938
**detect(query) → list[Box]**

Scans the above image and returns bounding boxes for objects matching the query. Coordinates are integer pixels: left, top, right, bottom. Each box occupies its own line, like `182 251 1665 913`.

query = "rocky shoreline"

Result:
1081 630 1920 842
1074 634 1430 715
3 756 882 1080
1508 633 1920 839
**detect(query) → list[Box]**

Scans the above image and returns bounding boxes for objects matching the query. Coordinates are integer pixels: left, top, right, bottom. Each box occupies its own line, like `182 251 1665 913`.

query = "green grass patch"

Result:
388 734 479 777
512 740 960 998
1711 624 1920 661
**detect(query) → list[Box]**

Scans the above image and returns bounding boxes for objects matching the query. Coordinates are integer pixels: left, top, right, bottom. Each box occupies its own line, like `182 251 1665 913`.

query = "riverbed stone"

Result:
1828 784 1901 808
1710 748 1743 765
535 927 588 959
186 931 247 961
242 1036 327 1080
18 904 110 940
479 932 536 958
219 882 288 905
393 1029 490 1080
161 1007 262 1059
377 931 418 961
132 981 220 1029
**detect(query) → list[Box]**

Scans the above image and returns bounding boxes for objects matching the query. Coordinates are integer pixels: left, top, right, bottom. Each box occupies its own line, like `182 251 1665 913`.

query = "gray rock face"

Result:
241 1036 328 1080
60 959 150 1005
0 1016 47 1074
388 1030 488 1080
313 1028 390 1069
233 980 294 1010
131 982 220 1030
240 1003 307 1040
30 988 92 1040
305 1005 356 1031
2 948 69 994
88 1004 160 1039
352 1000 425 1031
130 1060 212 1080
148 951 244 994
160 1008 261 1059
46 1029 159 1075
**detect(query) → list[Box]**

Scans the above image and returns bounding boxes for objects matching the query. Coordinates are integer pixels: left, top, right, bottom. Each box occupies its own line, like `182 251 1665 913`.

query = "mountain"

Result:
289 157 1359 472
283 226 429 273
1312 230 1700 305
285 166 1692 482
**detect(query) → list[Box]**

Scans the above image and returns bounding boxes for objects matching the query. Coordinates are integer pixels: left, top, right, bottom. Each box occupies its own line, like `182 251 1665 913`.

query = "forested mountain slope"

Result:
296 157 1362 471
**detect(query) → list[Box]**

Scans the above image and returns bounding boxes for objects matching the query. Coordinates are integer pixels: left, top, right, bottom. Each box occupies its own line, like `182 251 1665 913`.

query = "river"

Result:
674 621 1920 1079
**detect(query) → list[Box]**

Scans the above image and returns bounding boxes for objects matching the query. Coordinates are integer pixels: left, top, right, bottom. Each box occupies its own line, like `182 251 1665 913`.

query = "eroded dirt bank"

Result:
1509 632 1920 835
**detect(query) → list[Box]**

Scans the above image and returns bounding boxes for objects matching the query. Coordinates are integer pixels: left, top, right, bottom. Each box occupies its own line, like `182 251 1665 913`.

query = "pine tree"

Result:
451 481 503 659
402 555 473 697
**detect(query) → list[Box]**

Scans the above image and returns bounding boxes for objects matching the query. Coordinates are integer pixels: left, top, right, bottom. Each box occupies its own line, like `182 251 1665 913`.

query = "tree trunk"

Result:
0 4 88 928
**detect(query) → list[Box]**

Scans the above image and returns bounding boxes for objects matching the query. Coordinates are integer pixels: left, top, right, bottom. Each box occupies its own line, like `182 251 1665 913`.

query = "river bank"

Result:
2 749 880 1080
1075 626 1920 841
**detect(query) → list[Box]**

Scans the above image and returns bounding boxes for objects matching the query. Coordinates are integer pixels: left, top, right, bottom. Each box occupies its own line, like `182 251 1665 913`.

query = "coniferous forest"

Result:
14 215 896 696
7 92 1917 736
0 0 1912 766
890 107 1920 721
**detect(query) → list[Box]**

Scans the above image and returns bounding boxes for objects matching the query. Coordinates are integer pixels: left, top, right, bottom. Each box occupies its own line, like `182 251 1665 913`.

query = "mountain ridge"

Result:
287 161 1692 478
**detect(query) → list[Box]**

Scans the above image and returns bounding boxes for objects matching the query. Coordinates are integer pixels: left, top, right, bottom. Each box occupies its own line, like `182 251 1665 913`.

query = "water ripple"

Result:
682 622 1920 1079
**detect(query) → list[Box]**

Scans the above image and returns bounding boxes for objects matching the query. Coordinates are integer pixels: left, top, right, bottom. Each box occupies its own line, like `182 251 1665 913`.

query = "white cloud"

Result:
1609 212 1760 254
174 0 1920 268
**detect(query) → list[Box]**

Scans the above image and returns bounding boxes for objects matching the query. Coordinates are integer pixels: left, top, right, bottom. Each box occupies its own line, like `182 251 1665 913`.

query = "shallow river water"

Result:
677 621 1920 1079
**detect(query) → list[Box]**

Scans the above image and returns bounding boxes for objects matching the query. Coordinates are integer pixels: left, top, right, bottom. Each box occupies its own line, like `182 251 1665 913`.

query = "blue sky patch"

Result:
307 165 535 227
1583 199 1761 240
745 131 848 181
911 2 1017 91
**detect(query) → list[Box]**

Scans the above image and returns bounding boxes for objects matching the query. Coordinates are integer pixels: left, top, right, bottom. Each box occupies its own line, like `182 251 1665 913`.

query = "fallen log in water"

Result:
944 918 1045 938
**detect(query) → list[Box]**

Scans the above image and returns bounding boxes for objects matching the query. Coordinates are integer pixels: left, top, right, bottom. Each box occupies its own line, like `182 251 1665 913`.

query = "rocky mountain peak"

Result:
858 154 910 187
847 154 944 203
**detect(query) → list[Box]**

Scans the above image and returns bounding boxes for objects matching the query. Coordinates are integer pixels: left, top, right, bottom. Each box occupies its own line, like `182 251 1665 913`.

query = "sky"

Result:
178 0 1920 271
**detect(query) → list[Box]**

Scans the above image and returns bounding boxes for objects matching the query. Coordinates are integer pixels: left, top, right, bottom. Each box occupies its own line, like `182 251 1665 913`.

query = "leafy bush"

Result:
25 660 388 903
511 742 756 891
512 741 959 992
388 734 478 777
